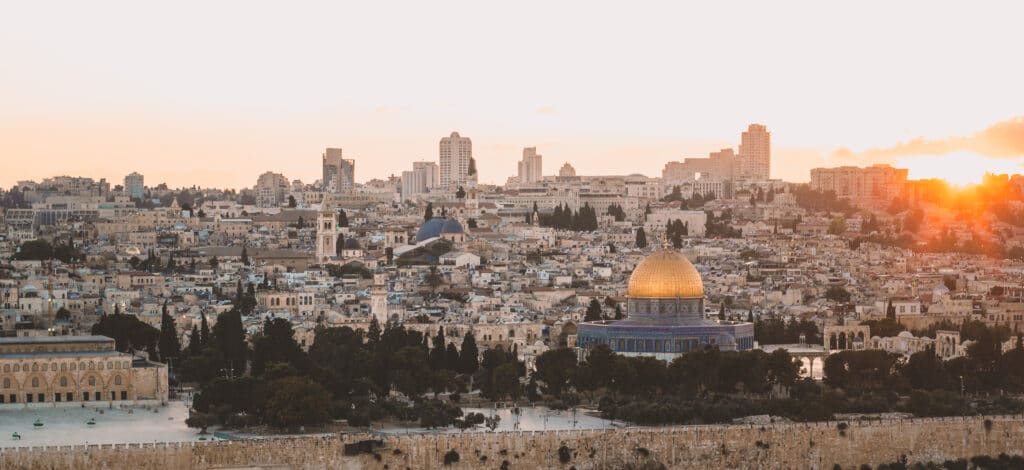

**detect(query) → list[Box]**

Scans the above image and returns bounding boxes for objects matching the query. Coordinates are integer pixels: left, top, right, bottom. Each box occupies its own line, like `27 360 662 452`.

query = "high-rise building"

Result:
439 132 474 188
810 164 908 205
401 161 440 198
124 172 144 200
662 148 736 183
255 171 290 208
322 148 356 193
558 162 576 177
738 124 770 180
517 147 543 185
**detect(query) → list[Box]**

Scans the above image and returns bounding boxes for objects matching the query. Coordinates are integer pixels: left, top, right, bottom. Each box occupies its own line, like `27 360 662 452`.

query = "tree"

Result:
200 313 210 347
424 202 434 222
828 217 847 235
211 309 248 372
614 305 623 320
467 218 477 228
92 314 159 354
251 318 306 376
424 265 443 293
159 300 182 363
367 316 382 344
209 256 219 270
287 195 297 208
534 348 578 398
445 343 460 371
824 286 851 303
584 299 603 322
240 246 249 265
429 326 447 370
189 325 202 355
458 332 479 374
455 186 466 199
635 227 648 248
262 376 331 428
337 209 349 227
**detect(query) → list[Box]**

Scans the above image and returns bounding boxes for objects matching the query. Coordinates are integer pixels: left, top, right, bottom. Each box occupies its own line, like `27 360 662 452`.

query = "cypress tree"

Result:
200 312 210 346
158 300 181 363
458 332 479 374
636 227 648 248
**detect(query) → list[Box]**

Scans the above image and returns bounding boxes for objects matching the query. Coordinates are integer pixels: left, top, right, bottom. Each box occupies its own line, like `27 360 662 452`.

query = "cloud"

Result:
536 105 559 115
831 116 1024 163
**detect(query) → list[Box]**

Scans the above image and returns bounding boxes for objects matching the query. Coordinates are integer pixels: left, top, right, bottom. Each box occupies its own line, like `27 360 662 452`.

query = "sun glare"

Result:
896 152 1024 187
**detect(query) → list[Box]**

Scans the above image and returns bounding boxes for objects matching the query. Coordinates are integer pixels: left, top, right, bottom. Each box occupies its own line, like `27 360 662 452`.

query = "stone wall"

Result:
3 415 1024 469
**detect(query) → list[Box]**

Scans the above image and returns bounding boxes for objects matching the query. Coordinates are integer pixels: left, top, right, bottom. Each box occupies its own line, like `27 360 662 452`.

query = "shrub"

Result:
443 450 460 465
558 445 572 464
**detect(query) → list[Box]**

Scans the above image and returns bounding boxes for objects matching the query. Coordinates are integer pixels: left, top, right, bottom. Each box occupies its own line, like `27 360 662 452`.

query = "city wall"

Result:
2 415 1024 469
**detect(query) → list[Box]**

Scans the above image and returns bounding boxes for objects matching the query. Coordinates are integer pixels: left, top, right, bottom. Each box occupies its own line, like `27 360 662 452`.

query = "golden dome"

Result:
627 249 704 299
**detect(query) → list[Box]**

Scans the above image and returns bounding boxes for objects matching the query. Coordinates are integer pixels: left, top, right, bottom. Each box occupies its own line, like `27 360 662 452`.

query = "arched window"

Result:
31 363 38 372
31 377 39 388
88 376 96 387
2 378 9 388
13 364 19 372
59 377 68 387
114 376 122 386
71 363 77 371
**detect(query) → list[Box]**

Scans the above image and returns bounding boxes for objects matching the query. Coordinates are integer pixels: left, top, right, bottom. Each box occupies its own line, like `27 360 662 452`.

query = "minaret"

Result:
47 274 55 333
370 272 388 324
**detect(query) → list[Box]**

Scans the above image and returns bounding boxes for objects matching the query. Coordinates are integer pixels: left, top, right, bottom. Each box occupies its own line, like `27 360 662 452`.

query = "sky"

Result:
1 1 1023 189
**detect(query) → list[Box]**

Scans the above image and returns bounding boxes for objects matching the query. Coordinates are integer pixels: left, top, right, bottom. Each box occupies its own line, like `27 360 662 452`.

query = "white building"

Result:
255 172 290 208
517 147 543 185
124 172 144 200
440 132 474 188
738 123 770 180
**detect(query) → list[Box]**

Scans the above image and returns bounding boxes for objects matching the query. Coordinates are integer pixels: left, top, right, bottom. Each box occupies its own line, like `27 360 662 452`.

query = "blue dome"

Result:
441 219 464 234
416 218 446 242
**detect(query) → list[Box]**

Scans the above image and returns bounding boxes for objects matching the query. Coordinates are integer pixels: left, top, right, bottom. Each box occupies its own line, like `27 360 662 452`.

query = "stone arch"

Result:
0 374 17 390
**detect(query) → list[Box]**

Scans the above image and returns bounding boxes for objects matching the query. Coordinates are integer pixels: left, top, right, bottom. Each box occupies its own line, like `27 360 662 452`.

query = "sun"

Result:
896 153 1024 187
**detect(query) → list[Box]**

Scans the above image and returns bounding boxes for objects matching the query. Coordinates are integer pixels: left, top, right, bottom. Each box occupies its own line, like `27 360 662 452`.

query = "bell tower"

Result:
370 271 389 323
316 208 339 263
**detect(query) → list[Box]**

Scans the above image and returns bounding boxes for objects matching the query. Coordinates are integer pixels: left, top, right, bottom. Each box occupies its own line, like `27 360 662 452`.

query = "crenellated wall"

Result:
2 415 1024 469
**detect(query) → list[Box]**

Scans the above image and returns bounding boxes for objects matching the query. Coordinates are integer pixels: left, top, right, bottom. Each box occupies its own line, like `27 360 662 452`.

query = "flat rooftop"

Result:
0 335 114 345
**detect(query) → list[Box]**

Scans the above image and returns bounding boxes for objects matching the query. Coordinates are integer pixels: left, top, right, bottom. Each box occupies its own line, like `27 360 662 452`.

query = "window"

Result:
59 377 68 387
94 391 100 401
31 377 39 388
121 391 128 400
114 376 122 386
83 392 89 401
9 394 15 403
2 378 8 388
88 376 96 386
66 392 73 402
26 393 33 403
38 393 44 402
55 393 61 402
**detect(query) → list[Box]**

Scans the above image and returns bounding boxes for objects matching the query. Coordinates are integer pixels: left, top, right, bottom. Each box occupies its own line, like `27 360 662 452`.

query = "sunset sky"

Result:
2 1 1023 189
